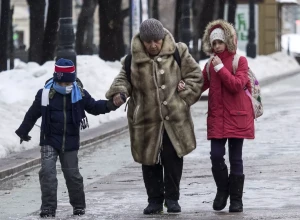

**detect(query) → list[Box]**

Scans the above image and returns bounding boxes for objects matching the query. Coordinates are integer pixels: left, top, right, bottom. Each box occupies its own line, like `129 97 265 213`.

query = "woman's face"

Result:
212 40 226 54
143 39 163 56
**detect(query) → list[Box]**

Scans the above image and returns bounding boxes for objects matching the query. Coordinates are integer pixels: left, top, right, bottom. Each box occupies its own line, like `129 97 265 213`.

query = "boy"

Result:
15 58 119 217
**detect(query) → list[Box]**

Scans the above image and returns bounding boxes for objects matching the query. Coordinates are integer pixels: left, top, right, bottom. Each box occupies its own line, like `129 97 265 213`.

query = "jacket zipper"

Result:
62 96 66 153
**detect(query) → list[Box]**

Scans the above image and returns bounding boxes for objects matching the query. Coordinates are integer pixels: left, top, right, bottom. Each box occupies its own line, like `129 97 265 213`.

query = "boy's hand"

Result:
113 93 127 106
177 80 186 92
106 100 119 111
19 135 31 144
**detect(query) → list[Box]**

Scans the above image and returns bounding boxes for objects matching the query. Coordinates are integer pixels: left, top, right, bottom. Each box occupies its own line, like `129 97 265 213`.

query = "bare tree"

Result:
0 0 10 71
191 0 205 61
227 0 237 25
174 0 183 42
218 0 225 19
76 0 98 55
199 0 216 60
42 0 60 64
98 0 127 61
27 0 45 64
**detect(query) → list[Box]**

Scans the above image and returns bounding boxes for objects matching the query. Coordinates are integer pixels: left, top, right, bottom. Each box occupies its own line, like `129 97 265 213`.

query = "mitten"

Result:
106 100 119 111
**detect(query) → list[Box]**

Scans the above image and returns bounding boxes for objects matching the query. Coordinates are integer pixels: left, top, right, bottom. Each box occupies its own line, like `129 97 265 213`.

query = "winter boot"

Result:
164 199 181 213
40 209 56 218
212 167 229 211
73 207 85 215
143 203 163 214
229 174 245 212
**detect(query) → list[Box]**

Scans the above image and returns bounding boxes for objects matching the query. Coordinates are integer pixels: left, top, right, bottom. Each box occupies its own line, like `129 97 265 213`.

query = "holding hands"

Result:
113 93 127 107
177 80 186 92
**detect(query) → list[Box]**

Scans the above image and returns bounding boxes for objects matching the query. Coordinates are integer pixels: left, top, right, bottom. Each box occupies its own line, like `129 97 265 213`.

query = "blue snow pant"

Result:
210 138 244 175
39 145 86 210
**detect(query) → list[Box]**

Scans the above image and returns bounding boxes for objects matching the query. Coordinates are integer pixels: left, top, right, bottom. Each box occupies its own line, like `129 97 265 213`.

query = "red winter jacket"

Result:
201 50 254 140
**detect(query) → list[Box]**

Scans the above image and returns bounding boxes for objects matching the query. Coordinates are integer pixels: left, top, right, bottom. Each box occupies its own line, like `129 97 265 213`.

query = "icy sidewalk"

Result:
16 75 300 220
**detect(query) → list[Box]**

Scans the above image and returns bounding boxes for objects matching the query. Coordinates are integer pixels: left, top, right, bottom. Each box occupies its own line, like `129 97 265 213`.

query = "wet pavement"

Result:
1 74 300 219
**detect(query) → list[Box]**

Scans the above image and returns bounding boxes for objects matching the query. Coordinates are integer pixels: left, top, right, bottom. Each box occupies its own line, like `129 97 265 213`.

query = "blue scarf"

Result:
41 79 88 135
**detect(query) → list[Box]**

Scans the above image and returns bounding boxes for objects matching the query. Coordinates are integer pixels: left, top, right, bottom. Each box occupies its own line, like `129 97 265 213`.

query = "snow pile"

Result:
0 55 126 158
281 34 300 55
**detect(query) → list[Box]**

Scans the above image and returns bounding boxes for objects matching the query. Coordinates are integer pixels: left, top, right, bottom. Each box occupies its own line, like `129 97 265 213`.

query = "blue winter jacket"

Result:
15 88 112 152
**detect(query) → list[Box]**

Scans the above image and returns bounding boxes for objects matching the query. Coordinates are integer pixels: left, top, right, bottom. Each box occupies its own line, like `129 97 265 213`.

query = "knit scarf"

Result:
41 79 89 135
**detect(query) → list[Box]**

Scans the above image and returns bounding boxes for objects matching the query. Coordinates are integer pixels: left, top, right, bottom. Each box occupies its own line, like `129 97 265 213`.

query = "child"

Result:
179 20 254 212
15 58 119 218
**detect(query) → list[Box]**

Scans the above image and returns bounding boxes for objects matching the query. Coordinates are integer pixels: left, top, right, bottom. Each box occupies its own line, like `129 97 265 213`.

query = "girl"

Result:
179 20 254 212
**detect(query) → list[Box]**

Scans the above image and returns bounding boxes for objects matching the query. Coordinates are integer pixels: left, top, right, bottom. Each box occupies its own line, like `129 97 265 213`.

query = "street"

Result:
1 73 300 220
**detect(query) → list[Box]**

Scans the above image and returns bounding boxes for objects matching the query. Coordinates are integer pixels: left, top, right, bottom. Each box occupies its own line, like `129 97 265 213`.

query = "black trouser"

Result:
210 138 244 175
39 145 86 210
142 131 183 204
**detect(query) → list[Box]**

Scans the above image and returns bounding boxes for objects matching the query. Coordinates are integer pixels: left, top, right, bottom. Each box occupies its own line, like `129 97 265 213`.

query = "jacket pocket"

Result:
229 110 247 129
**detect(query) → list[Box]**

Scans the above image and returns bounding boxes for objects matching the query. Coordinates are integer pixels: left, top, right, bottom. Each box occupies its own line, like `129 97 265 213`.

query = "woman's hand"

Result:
113 93 126 106
177 80 186 92
211 55 222 66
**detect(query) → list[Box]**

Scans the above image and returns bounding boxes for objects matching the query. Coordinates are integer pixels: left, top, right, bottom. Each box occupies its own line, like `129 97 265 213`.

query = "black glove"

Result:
106 100 119 111
19 134 31 144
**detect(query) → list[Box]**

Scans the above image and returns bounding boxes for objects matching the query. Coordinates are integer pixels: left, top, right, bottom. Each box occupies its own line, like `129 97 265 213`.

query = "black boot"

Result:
229 174 245 212
73 207 85 215
212 167 229 211
40 209 56 218
143 203 163 214
165 199 181 213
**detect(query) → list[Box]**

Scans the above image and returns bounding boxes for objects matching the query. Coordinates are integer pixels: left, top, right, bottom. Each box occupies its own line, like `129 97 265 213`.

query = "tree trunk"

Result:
199 0 216 60
228 0 237 26
0 0 10 71
152 0 159 19
98 0 125 61
41 0 60 64
218 0 225 19
191 0 205 62
75 0 97 55
9 6 14 69
174 0 182 42
27 0 45 64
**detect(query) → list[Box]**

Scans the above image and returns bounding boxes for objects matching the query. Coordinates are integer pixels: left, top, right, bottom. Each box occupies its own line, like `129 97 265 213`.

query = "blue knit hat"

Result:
53 58 76 82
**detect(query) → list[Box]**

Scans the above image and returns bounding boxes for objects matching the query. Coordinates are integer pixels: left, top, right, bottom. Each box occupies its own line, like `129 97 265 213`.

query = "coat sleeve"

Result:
83 90 111 115
105 56 132 99
15 89 42 137
200 63 210 94
217 56 249 93
177 42 204 106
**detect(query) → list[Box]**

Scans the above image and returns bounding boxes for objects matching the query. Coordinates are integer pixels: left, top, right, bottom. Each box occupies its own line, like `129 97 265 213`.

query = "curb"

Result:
199 67 300 101
0 118 128 180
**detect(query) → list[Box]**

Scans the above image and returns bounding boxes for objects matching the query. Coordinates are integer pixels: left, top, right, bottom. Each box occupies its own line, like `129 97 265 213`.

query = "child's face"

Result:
57 82 73 87
212 40 226 54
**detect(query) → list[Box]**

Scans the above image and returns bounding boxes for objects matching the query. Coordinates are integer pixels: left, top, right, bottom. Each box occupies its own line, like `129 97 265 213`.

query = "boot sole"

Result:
143 210 163 215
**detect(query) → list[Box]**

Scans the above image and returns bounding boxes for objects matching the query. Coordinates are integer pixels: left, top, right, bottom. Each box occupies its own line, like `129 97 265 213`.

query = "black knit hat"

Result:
139 18 165 42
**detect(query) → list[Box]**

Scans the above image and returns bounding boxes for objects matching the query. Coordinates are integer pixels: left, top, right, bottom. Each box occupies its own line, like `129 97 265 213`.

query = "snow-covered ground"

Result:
281 33 300 55
0 52 299 158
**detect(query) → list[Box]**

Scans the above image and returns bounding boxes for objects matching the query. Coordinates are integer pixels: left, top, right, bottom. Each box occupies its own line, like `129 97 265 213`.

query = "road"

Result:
1 73 300 219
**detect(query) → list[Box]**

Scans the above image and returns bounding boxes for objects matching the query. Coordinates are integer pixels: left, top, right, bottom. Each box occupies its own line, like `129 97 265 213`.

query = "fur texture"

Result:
106 29 203 165
202 19 237 55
